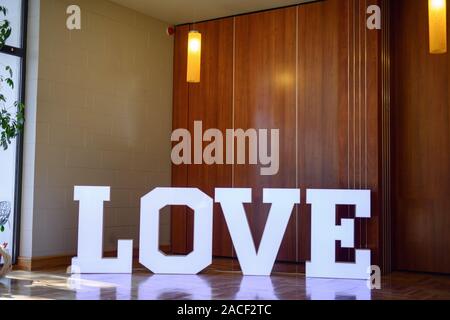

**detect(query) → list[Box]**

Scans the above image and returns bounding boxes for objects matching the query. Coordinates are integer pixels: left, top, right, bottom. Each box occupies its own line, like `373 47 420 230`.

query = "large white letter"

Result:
306 189 371 279
71 186 133 274
140 188 213 274
215 188 300 276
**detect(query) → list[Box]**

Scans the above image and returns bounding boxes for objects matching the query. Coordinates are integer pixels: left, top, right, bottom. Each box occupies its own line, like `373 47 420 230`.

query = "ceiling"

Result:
109 0 311 25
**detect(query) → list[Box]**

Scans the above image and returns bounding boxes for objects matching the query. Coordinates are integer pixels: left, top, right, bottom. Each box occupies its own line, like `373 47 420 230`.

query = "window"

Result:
0 0 27 263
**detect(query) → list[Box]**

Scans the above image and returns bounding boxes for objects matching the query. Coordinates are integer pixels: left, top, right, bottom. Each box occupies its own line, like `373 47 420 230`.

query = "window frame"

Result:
0 0 28 263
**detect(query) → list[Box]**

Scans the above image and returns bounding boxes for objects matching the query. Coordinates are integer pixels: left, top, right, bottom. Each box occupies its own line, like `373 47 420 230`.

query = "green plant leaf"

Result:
5 78 13 89
5 66 12 78
0 5 25 151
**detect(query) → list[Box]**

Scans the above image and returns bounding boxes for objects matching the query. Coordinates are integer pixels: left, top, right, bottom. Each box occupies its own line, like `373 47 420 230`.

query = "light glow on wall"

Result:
429 0 447 54
187 30 202 83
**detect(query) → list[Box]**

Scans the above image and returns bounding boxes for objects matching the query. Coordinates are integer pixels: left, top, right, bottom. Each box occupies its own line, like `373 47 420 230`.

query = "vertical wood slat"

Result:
171 24 191 254
233 7 298 262
381 0 392 274
297 0 346 262
187 18 234 258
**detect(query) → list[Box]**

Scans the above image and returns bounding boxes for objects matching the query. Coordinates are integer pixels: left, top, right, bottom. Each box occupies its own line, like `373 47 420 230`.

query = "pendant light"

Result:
187 30 202 83
429 0 447 54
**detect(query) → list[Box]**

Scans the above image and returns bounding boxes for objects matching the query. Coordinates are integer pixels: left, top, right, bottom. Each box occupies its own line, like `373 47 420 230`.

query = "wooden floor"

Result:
1 259 449 300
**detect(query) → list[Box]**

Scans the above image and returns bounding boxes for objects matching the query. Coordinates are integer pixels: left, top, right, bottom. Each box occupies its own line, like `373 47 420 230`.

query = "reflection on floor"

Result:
1 259 449 300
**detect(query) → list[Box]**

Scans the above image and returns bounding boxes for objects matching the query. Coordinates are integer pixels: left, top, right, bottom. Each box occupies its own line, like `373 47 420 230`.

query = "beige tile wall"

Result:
24 0 173 257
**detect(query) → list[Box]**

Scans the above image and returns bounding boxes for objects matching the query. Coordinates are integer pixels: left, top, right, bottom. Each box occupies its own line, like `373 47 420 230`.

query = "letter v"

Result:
215 188 300 276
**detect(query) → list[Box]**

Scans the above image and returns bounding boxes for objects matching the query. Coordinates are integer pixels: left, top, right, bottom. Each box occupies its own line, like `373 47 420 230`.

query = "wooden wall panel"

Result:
297 0 381 265
234 7 298 262
391 0 450 273
171 0 383 267
187 18 234 258
171 20 234 257
297 0 345 262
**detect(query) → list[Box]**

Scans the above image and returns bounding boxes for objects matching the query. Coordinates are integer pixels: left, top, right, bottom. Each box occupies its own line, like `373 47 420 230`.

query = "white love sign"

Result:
71 187 371 279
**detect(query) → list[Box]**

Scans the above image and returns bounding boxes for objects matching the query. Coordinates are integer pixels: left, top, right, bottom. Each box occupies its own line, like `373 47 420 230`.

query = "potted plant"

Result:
0 4 25 277
0 5 25 150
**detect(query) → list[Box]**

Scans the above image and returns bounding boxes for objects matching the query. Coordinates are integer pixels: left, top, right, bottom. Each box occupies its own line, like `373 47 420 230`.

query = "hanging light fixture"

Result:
429 0 447 54
187 30 202 83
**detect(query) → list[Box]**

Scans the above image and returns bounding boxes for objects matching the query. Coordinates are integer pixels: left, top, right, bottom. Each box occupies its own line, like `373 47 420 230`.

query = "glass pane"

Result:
0 52 20 261
0 0 22 48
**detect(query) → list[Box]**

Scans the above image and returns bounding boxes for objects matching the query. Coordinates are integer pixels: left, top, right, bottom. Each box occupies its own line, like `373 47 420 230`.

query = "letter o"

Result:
139 188 213 274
